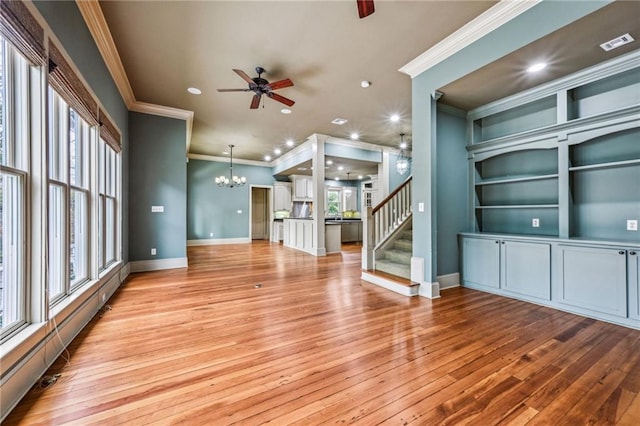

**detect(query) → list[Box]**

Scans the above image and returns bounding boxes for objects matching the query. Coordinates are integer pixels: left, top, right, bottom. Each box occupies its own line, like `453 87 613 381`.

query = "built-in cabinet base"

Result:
460 233 640 329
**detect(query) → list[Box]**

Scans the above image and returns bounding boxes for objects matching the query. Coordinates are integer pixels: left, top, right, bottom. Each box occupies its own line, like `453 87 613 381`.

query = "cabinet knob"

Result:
618 250 626 255
495 240 499 244
630 251 637 256
501 241 506 245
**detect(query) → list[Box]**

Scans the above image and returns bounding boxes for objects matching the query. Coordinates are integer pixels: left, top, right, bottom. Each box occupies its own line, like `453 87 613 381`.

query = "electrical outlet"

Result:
210 232 213 237
151 248 157 255
532 218 540 228
628 220 638 231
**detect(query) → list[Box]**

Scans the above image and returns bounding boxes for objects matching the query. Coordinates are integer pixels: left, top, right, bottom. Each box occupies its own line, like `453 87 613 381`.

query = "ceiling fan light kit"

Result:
217 67 295 110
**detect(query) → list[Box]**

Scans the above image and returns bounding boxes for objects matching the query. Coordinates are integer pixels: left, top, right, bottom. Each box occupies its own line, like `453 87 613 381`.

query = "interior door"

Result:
251 187 269 240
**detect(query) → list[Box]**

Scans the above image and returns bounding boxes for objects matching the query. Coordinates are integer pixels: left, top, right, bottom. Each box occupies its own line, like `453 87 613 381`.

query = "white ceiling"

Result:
95 0 639 167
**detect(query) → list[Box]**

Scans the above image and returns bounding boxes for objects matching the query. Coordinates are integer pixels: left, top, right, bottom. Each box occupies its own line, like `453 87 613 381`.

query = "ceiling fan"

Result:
357 0 375 19
217 67 295 109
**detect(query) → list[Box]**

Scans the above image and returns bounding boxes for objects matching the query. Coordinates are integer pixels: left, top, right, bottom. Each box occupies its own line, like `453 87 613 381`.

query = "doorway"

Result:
250 186 271 240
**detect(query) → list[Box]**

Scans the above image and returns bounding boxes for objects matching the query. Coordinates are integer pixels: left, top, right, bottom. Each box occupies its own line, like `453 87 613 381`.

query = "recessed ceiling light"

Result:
297 167 307 171
281 108 292 114
264 155 271 161
527 62 547 73
350 132 359 140
222 151 229 155
274 148 281 155
326 160 333 165
331 118 348 125
400 142 408 149
600 33 634 51
360 80 371 88
334 177 340 181
286 139 294 147
358 175 363 180
390 114 400 123
338 166 344 171
187 87 202 95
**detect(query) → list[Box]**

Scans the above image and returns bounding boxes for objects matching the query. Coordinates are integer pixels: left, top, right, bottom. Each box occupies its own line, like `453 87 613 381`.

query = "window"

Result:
98 138 118 270
47 88 92 305
326 188 342 217
0 37 30 337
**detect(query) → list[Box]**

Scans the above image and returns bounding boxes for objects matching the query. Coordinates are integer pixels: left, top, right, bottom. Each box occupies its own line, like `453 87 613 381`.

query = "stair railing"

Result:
362 176 412 270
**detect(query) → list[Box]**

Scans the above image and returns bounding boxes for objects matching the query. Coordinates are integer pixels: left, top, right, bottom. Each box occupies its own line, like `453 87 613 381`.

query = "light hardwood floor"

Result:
5 241 640 425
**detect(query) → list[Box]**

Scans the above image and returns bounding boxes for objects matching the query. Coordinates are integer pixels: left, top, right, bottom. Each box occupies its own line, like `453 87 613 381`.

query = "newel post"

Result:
362 206 374 270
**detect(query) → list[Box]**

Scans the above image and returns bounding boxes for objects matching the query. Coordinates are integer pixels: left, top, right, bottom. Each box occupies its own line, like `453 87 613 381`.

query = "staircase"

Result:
361 176 418 296
375 226 412 279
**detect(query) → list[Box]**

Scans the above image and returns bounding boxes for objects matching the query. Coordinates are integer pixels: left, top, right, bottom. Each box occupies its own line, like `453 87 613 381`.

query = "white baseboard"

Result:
129 257 188 272
187 237 251 246
437 272 460 290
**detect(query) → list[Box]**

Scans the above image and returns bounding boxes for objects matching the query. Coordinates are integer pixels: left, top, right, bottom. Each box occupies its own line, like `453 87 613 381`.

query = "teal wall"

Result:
411 0 610 282
33 0 130 261
187 159 275 240
436 108 468 276
129 112 186 260
325 143 382 163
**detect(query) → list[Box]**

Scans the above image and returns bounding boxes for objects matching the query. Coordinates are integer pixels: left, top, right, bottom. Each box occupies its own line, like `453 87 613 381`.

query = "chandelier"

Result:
396 133 410 175
344 172 353 198
215 144 246 188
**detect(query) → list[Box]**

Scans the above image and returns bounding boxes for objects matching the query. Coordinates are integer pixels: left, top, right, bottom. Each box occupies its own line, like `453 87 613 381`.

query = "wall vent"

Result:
600 33 635 51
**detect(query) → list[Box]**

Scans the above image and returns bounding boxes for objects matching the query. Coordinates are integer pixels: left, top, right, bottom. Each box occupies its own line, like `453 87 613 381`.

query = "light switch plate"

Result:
532 218 540 228
151 248 157 255
151 205 164 213
418 202 424 213
628 220 638 231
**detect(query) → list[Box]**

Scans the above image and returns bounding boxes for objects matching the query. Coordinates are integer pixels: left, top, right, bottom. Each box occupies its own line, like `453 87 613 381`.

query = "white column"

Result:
310 134 326 256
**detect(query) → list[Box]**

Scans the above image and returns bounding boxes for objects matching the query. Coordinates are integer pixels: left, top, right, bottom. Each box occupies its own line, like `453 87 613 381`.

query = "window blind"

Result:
0 0 45 64
99 108 121 153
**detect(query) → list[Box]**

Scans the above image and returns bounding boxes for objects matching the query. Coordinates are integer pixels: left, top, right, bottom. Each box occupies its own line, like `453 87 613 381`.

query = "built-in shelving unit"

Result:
460 51 640 329
569 128 640 243
473 148 559 236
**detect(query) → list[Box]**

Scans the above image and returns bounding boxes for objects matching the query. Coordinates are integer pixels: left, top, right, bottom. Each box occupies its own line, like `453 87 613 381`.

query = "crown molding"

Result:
399 0 542 78
76 0 194 150
188 153 270 167
75 0 135 107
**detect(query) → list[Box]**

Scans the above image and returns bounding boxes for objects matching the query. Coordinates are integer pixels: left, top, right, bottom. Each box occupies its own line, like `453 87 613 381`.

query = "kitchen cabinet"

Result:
271 221 284 242
343 187 357 212
283 219 314 254
629 249 640 320
273 182 292 211
291 175 313 201
340 221 362 243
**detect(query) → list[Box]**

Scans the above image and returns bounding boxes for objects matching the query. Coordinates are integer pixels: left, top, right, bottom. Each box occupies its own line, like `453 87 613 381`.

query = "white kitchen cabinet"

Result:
273 182 292 211
343 187 357 212
291 175 313 201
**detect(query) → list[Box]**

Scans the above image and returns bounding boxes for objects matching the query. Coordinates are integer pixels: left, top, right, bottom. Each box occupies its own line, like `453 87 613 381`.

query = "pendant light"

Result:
215 144 246 188
396 134 409 175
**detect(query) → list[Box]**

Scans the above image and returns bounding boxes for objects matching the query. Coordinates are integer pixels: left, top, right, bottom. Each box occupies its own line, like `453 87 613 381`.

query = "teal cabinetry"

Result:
629 250 640 320
461 237 500 289
557 245 628 318
502 241 551 300
461 236 551 300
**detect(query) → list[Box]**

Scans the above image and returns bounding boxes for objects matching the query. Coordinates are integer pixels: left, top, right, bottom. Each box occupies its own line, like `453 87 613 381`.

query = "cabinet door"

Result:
306 178 314 199
343 187 357 211
501 241 551 300
462 237 500 289
274 185 291 211
294 179 307 198
629 250 640 320
557 245 627 317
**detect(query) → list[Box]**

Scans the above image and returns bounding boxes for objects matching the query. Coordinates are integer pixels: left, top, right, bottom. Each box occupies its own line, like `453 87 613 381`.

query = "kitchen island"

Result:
283 218 360 255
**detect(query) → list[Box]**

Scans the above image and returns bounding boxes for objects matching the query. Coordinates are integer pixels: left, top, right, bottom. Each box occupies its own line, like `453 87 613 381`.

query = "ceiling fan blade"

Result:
217 88 250 92
250 94 261 109
268 92 295 107
233 69 255 84
268 78 294 91
357 0 375 19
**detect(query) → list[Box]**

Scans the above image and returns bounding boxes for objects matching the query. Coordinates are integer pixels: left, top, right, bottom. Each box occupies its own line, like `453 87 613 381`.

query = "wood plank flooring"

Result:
4 241 640 425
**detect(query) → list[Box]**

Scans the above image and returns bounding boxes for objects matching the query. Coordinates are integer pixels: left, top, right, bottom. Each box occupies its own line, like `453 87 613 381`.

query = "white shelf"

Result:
568 158 640 172
476 204 559 210
475 173 558 186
